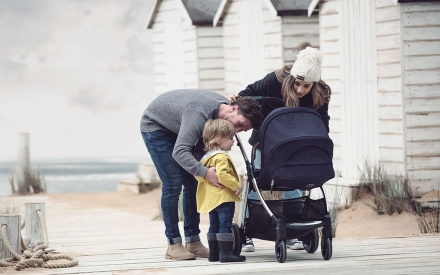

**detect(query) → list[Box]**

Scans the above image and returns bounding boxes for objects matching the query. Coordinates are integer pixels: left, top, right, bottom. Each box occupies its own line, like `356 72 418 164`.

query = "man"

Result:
140 89 263 261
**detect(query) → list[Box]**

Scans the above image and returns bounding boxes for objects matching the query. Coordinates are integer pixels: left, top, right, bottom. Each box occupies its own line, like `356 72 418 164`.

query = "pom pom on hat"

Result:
290 46 322 82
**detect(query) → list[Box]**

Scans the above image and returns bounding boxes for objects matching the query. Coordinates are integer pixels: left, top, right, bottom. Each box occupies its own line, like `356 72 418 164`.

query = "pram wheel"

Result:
321 237 332 260
231 223 243 255
275 240 286 263
303 228 319 253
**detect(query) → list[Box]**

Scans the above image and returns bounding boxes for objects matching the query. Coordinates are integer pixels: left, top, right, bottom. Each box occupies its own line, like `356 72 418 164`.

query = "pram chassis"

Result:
232 101 333 263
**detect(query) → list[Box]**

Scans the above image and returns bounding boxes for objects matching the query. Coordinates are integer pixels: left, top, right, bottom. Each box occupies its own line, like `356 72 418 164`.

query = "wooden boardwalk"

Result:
1 194 439 275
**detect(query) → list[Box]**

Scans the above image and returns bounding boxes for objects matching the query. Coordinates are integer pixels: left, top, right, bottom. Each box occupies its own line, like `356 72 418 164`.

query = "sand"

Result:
38 187 430 239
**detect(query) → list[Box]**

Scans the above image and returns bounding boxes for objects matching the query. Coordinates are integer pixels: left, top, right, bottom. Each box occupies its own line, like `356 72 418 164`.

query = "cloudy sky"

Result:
0 0 155 161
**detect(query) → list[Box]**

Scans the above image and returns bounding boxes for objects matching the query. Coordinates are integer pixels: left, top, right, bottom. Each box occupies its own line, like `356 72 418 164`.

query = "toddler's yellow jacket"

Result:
196 150 242 214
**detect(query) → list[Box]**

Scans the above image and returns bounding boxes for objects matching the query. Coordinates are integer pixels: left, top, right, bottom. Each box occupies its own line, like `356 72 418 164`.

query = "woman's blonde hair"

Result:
202 119 236 151
274 65 332 110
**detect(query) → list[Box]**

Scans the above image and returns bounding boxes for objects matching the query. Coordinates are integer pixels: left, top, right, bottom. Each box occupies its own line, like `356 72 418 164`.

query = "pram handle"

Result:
243 96 285 107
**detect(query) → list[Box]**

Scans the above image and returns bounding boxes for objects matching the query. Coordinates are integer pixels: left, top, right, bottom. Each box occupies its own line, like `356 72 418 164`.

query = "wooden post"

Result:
0 215 21 258
25 203 45 244
15 133 31 193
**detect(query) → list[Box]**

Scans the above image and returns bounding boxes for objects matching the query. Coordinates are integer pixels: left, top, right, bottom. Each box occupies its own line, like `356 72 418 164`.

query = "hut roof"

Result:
214 0 316 27
146 0 222 29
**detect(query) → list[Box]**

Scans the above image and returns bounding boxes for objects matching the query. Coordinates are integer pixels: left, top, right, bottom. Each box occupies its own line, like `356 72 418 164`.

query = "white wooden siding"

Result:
375 0 404 173
319 0 343 179
282 16 320 65
401 2 440 195
263 7 283 72
183 25 198 89
196 27 225 94
151 0 185 94
223 0 242 95
221 0 322 167
238 0 266 86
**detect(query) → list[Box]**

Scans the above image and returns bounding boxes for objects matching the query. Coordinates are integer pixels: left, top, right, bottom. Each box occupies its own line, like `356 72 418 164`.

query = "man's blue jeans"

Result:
208 202 235 234
142 130 201 245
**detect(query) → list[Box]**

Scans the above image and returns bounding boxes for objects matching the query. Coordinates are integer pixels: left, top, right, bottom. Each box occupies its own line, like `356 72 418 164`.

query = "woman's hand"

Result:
229 94 239 102
234 187 242 195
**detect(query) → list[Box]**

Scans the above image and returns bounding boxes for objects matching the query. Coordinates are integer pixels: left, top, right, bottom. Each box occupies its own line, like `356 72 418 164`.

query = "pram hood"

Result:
257 107 334 191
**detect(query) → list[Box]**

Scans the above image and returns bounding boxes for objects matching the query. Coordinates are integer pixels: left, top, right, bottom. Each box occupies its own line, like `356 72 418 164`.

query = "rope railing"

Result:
0 210 79 270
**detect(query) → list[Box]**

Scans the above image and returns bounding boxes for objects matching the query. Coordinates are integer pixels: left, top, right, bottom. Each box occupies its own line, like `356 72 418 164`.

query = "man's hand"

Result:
234 187 242 195
205 167 224 188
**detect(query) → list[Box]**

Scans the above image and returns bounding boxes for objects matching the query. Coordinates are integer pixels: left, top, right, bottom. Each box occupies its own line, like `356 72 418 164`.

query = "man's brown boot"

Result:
165 243 196 260
185 240 209 258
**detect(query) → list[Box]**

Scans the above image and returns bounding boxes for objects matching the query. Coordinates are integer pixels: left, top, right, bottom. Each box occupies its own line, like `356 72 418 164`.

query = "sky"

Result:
0 0 155 161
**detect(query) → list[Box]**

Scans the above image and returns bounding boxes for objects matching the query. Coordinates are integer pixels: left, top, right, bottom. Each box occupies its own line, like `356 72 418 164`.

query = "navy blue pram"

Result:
233 102 334 263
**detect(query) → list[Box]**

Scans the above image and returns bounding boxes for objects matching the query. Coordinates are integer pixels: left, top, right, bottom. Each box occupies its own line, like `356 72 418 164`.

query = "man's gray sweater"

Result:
140 89 229 178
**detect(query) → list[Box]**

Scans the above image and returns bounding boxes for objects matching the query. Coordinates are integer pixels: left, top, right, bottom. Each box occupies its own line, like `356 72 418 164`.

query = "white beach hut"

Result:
146 0 224 96
308 0 440 196
145 0 440 197
211 0 320 173
214 0 320 94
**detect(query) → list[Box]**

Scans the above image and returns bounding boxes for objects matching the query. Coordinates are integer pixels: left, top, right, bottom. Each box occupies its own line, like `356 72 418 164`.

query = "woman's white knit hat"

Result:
290 46 322 82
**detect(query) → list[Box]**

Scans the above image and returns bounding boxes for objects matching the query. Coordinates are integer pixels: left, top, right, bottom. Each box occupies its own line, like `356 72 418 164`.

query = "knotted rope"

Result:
0 210 79 270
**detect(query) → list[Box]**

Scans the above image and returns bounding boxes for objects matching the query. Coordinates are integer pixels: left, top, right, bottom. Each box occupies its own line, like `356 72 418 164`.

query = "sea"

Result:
0 158 149 196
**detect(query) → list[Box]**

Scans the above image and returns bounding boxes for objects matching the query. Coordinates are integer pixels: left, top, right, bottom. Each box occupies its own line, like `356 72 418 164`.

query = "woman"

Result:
231 46 332 252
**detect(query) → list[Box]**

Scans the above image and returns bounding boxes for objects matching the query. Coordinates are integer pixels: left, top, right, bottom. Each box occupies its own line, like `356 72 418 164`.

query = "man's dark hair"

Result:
231 97 263 130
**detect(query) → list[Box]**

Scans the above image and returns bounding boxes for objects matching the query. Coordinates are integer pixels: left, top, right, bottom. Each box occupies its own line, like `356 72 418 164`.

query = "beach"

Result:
0 185 435 274
4 187 421 239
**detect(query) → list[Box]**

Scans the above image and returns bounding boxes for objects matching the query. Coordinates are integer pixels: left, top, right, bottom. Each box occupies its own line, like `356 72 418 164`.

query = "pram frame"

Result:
233 97 333 263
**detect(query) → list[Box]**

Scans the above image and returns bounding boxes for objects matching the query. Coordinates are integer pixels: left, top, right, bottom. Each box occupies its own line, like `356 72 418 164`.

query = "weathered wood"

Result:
14 133 31 194
1 192 437 274
0 215 21 259
25 202 45 244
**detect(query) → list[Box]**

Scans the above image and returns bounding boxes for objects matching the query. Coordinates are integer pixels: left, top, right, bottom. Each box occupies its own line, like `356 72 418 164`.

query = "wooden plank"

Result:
405 98 440 113
407 127 440 142
403 26 440 42
404 70 440 85
407 142 440 157
0 215 21 259
379 147 405 162
377 77 402 92
402 10 440 27
407 168 440 182
406 113 440 128
376 6 400 23
377 62 402 78
378 105 403 120
377 48 401 64
197 37 223 48
405 84 440 99
376 33 401 50
320 0 341 16
25 202 45 244
376 20 400 37
378 133 404 148
320 13 340 28
403 41 440 56
2 139 439 275
378 120 404 135
404 55 440 71
377 91 404 106
20 232 440 275
402 2 440 13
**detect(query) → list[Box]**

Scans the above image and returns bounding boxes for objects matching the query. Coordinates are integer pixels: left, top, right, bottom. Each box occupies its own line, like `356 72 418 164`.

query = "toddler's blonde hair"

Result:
202 119 236 151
